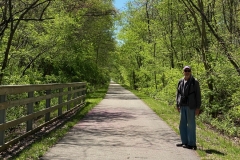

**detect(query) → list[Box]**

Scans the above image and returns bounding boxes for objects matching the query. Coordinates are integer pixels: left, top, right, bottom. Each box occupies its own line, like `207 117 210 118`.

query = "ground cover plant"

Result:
1 85 109 160
128 87 240 160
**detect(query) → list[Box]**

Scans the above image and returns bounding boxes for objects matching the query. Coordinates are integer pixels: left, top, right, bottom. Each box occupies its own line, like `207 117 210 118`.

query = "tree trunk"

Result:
181 0 214 103
189 0 240 76
133 70 137 90
198 0 214 103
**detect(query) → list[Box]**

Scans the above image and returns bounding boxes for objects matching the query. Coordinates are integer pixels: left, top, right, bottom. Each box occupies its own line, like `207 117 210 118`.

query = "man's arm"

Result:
176 80 181 112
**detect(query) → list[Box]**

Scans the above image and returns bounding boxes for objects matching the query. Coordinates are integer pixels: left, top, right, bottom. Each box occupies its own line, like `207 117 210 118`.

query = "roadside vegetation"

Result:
7 85 109 160
0 0 114 154
126 86 240 160
111 1 240 155
1 1 240 159
7 83 239 160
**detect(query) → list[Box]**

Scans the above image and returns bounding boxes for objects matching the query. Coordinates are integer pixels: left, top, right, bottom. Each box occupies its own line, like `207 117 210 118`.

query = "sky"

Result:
113 0 130 44
113 0 129 10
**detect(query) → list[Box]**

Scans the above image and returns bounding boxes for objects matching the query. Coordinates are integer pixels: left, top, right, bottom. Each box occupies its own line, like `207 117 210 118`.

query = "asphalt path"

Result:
41 82 200 160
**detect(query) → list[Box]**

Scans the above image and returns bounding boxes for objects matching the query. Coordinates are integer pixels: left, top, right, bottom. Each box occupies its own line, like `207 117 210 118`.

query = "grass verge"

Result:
10 85 108 160
127 87 240 160
9 84 239 160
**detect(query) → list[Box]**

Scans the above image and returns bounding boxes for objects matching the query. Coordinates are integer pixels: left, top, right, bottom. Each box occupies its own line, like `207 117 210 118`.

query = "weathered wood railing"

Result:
0 82 86 152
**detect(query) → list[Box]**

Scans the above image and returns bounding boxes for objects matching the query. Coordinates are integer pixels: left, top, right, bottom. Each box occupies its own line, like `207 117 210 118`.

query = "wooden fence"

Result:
0 82 86 152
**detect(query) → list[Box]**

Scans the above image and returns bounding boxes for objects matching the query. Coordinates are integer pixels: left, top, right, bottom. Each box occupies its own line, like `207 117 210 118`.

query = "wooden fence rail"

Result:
0 82 86 152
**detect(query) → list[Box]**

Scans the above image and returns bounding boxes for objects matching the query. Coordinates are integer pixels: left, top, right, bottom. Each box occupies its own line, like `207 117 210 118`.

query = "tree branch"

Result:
187 0 240 75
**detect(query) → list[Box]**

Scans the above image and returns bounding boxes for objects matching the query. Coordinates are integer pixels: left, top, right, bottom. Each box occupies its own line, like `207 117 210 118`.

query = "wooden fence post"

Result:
26 91 34 132
83 85 86 102
58 88 63 116
74 87 77 106
67 87 71 110
45 90 51 122
0 95 6 145
77 86 80 104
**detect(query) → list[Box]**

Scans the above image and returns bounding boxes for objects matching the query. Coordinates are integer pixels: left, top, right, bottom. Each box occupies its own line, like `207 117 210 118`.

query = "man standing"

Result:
176 66 201 150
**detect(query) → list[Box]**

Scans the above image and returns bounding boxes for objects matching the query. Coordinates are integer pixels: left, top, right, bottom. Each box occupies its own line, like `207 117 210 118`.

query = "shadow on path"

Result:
40 82 200 160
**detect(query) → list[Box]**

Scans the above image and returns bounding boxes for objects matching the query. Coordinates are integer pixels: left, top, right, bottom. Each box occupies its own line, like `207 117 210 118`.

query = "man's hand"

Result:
195 108 200 116
176 106 180 112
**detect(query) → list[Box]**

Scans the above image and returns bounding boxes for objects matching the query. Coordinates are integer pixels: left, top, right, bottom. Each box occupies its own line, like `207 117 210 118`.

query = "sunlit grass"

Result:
129 88 240 160
9 84 240 160
10 85 109 160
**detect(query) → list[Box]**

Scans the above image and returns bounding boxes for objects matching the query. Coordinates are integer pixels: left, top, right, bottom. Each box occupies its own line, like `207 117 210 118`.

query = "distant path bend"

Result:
41 82 200 160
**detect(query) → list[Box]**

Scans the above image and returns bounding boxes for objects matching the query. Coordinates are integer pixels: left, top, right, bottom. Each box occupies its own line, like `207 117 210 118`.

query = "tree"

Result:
0 0 53 84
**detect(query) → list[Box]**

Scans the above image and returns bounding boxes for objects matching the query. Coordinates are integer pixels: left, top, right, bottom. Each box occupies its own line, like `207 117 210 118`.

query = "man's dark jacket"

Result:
176 76 201 109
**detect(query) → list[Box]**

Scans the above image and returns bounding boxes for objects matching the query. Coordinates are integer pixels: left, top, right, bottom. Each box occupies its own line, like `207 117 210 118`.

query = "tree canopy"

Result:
112 0 240 137
0 0 116 85
0 0 239 137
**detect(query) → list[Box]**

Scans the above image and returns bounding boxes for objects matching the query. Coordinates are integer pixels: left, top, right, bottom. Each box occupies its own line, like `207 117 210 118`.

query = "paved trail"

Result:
41 82 200 160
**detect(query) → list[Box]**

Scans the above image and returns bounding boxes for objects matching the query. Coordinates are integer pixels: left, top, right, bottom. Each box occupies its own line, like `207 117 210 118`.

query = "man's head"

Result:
183 66 191 80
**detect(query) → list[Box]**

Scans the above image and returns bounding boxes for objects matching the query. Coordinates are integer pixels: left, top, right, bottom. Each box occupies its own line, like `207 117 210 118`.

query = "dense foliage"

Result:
0 0 116 143
1 0 239 139
0 0 116 86
112 0 240 137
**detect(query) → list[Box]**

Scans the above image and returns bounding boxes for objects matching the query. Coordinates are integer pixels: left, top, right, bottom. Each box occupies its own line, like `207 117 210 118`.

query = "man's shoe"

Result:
176 143 186 147
183 145 197 150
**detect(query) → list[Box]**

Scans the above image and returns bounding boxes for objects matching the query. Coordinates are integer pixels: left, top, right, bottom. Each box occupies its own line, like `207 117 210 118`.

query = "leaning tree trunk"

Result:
189 0 240 76
181 0 214 104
